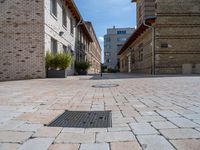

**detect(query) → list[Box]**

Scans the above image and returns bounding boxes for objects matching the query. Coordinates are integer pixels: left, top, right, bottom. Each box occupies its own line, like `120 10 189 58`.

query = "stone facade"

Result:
119 0 200 74
0 0 101 81
85 22 101 73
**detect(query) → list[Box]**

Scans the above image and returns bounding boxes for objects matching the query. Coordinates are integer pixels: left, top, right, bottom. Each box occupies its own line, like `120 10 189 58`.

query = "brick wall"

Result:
155 0 200 74
0 0 45 81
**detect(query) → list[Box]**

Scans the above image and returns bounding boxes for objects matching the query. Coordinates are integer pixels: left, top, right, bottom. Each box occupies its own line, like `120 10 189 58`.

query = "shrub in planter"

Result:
75 61 91 75
45 52 72 78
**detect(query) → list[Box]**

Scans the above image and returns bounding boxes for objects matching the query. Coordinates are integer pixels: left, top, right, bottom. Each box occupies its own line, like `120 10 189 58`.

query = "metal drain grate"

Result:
46 111 112 128
92 84 119 88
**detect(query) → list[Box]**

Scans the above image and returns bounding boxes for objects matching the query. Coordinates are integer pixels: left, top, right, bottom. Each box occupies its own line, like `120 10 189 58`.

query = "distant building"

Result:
76 21 101 73
104 26 134 69
119 0 200 74
0 0 101 81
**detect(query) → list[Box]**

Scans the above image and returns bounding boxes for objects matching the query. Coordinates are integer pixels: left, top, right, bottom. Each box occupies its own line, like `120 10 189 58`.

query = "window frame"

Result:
50 0 57 18
51 38 57 54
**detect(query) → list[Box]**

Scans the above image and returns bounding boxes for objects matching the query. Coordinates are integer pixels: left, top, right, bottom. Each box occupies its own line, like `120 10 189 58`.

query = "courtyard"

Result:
0 73 200 150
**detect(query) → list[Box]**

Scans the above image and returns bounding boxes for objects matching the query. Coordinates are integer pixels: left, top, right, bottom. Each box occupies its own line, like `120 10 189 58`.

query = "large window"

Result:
105 52 111 56
117 37 127 42
50 0 57 17
63 45 67 53
139 49 143 62
51 38 57 53
62 6 67 27
70 17 74 35
117 30 126 34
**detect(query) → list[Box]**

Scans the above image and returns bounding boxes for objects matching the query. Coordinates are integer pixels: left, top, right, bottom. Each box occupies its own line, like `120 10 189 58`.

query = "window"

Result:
117 38 127 42
139 48 143 61
161 43 168 48
105 37 111 42
106 59 111 63
117 30 126 34
63 45 67 53
70 17 74 35
50 0 57 17
62 6 67 27
117 44 123 50
105 52 110 56
51 38 57 53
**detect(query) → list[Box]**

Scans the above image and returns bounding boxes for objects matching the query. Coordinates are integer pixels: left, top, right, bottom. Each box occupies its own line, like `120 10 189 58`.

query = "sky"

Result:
74 0 137 62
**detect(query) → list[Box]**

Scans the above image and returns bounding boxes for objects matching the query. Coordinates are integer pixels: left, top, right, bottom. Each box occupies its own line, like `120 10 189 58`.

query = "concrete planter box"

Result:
47 70 67 78
79 70 88 75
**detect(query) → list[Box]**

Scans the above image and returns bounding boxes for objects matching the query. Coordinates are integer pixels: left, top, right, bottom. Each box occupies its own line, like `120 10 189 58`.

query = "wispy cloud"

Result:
98 36 104 43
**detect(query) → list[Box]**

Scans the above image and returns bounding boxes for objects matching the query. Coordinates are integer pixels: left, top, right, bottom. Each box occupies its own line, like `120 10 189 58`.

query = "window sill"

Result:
62 25 67 30
50 12 57 21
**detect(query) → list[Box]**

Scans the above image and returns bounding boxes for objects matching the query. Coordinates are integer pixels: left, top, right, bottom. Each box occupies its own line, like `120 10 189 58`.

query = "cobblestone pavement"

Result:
0 73 200 150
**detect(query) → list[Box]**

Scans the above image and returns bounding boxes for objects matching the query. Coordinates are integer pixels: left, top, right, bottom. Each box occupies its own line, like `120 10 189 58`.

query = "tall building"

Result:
0 0 101 81
119 0 200 74
104 26 134 69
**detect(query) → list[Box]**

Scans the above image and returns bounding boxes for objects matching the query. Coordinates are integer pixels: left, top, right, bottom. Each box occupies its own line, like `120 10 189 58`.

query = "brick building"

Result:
119 0 200 74
0 0 101 81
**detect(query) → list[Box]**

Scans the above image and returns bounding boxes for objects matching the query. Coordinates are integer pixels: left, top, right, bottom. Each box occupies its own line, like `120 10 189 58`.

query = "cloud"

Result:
98 36 104 43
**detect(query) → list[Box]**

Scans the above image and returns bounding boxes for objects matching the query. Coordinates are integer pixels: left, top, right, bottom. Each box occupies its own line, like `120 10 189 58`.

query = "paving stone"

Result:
108 126 131 132
55 133 95 144
170 139 200 150
160 128 200 139
129 123 159 135
80 143 109 150
167 117 199 128
62 128 85 133
85 128 107 133
18 138 54 150
196 128 200 132
14 123 43 132
157 110 180 118
0 143 21 150
33 127 62 138
140 111 159 116
151 121 178 129
0 131 33 143
183 114 200 120
48 144 80 150
96 131 135 142
110 141 141 150
0 120 26 131
135 115 166 123
137 135 175 150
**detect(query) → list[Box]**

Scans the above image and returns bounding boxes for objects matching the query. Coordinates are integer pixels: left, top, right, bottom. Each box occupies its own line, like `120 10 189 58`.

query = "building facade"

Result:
104 26 134 69
0 0 101 81
75 21 101 74
119 0 200 74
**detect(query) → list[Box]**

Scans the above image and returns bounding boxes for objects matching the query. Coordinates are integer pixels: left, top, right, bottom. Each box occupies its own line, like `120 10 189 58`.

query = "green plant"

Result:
75 61 91 73
45 52 72 70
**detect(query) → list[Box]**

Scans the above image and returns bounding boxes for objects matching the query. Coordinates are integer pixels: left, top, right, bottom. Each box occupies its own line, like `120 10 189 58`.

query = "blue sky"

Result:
74 0 136 62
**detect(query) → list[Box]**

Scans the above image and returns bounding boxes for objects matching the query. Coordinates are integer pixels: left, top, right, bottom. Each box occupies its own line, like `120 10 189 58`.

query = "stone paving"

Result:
0 73 200 150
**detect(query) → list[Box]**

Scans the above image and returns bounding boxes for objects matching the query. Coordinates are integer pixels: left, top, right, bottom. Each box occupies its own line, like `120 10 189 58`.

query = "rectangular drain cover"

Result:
47 111 112 128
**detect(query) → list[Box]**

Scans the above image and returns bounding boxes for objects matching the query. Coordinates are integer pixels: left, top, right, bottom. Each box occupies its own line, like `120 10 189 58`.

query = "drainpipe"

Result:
143 20 156 75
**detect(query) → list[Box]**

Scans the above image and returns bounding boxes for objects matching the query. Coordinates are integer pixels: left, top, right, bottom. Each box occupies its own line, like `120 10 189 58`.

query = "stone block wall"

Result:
0 0 45 81
44 0 76 75
155 0 200 74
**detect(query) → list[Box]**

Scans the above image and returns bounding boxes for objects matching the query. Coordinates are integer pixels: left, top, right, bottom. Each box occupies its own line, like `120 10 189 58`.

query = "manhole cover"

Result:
92 84 119 88
46 111 112 128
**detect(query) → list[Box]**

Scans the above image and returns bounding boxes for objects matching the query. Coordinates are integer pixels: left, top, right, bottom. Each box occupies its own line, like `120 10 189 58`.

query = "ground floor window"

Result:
51 38 57 54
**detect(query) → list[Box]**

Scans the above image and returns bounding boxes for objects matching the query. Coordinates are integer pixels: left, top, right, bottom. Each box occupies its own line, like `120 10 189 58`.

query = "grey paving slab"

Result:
129 123 159 135
137 135 175 150
80 143 110 150
18 138 54 150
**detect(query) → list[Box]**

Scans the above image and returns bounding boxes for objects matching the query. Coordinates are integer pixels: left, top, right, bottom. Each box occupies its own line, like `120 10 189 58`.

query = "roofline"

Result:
118 17 156 55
